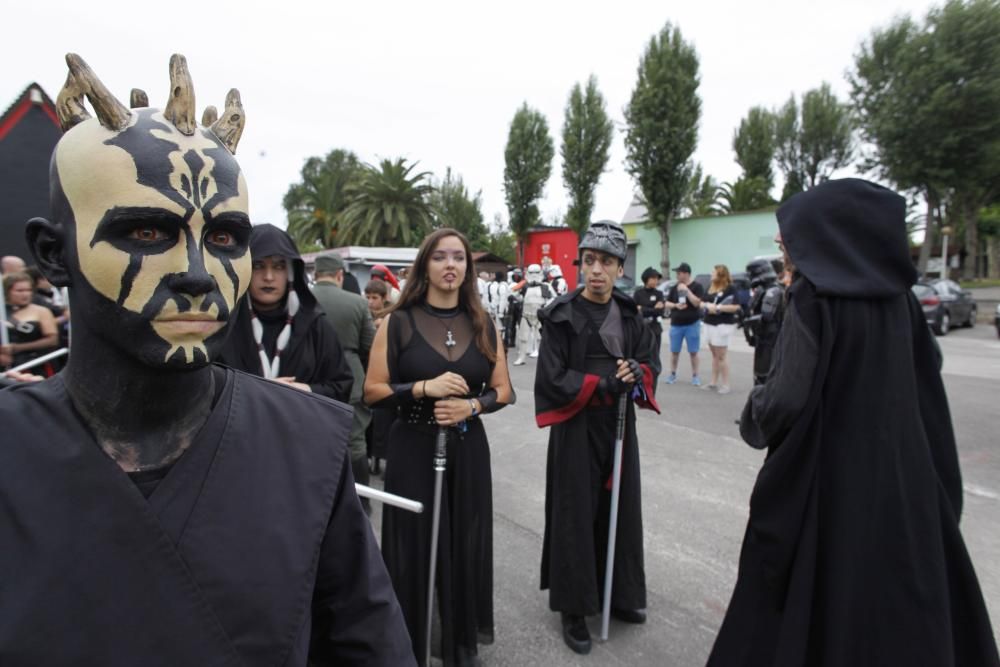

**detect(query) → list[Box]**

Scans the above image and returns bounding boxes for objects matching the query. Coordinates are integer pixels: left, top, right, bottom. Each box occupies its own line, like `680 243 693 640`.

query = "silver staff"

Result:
354 483 423 514
8 347 69 374
600 391 629 641
425 426 448 666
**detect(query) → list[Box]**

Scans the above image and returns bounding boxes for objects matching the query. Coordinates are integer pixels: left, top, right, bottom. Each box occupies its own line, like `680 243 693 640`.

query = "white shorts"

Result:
704 323 736 347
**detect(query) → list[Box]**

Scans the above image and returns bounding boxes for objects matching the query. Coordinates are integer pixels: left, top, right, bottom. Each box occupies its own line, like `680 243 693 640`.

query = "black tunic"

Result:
380 305 499 667
534 288 660 616
0 367 415 666
709 179 1000 666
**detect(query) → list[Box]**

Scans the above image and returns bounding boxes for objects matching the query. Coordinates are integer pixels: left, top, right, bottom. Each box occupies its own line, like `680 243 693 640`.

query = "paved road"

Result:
370 322 1000 666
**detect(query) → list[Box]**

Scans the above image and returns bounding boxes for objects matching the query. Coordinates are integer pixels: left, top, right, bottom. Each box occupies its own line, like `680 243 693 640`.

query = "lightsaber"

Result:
354 483 423 514
8 347 69 374
425 427 448 666
600 392 629 641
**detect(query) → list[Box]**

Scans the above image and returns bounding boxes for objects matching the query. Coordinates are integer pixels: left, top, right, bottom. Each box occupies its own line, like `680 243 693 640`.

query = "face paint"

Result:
55 109 251 366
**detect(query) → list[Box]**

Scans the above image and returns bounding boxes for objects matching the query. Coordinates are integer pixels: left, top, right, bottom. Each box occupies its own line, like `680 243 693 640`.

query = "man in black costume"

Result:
709 179 999 666
741 257 784 385
534 220 660 655
0 54 414 666
633 265 666 387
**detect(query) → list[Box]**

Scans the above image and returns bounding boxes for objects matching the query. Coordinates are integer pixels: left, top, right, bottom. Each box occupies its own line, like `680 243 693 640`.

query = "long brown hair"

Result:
710 264 732 293
391 228 496 363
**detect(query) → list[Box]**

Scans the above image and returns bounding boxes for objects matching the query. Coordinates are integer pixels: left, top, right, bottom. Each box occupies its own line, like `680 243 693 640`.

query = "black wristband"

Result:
369 382 415 409
476 388 513 413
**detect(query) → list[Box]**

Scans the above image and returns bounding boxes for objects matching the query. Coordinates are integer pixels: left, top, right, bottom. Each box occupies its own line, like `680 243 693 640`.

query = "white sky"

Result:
3 0 937 231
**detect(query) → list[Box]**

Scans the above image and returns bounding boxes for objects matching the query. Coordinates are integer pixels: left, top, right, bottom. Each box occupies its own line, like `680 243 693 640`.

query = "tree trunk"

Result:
988 235 1000 280
917 191 937 276
658 213 673 275
961 199 979 280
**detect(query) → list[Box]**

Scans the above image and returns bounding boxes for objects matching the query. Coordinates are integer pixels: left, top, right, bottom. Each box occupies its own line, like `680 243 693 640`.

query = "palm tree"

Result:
716 177 774 214
283 149 362 250
341 158 436 247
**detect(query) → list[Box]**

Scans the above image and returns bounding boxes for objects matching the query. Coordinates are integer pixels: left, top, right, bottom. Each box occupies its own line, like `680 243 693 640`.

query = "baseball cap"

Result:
673 262 692 274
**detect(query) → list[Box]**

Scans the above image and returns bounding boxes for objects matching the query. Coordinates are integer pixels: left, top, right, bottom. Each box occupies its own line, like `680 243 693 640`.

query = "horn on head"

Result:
201 105 219 127
210 88 245 155
130 88 149 109
57 54 130 132
163 54 197 136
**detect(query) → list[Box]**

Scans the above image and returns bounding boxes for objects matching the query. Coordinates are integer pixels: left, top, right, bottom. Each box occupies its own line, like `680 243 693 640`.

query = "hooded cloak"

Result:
709 179 999 666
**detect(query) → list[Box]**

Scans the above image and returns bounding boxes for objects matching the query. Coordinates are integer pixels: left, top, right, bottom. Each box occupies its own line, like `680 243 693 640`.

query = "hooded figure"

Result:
218 224 353 402
709 179 999 666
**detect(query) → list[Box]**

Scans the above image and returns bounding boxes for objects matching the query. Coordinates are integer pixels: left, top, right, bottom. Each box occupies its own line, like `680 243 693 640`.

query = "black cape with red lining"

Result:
534 287 659 615
709 179 999 666
0 366 415 666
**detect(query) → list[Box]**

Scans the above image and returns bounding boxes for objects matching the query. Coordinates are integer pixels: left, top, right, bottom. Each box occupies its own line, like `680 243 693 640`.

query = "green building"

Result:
621 200 780 283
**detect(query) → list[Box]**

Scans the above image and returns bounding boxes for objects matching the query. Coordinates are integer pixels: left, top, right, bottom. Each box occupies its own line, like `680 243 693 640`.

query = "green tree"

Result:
504 103 555 265
624 22 701 273
732 106 776 191
283 149 362 250
679 164 720 218
561 75 614 241
850 0 1000 276
774 83 854 200
429 168 489 248
341 158 436 247
717 177 774 214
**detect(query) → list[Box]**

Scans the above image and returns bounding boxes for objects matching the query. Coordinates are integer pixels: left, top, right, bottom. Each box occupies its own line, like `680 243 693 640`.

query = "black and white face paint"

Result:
54 109 251 366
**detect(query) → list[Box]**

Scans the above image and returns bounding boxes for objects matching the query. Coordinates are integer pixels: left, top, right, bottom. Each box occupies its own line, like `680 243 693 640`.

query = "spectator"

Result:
633 266 666 387
701 264 741 394
1 255 26 276
312 252 377 507
370 264 401 304
2 272 59 373
362 277 392 475
663 262 705 385
364 278 391 328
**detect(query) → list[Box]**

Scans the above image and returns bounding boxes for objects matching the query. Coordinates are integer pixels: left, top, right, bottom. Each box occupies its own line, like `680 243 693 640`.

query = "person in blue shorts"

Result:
663 262 705 385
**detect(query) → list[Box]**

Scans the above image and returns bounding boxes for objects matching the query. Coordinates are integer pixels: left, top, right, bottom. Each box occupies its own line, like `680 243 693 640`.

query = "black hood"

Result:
249 223 317 310
777 178 916 298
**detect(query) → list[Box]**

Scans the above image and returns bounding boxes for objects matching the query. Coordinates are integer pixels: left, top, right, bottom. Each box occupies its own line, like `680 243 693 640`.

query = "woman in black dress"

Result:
364 228 514 666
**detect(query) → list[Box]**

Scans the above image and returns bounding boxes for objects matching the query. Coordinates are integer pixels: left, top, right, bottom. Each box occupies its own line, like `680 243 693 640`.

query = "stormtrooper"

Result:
485 271 509 336
547 264 569 296
503 267 524 350
513 263 554 365
742 258 785 384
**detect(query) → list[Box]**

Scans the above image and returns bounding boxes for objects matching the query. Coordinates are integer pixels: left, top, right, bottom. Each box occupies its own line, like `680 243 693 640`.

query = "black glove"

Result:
625 358 645 385
597 374 629 397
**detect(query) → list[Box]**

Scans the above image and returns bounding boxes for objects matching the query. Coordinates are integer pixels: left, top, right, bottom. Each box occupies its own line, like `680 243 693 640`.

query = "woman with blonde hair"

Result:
702 264 741 393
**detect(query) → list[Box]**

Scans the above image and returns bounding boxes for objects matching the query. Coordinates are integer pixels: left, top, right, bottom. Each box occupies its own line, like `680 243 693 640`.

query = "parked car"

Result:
994 303 999 339
911 279 977 336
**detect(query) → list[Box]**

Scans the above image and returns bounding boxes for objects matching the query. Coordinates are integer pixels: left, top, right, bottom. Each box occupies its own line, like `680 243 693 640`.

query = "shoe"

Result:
691 376 702 387
560 613 591 655
701 383 717 391
610 608 647 624
529 350 539 358
513 357 525 366
717 385 731 395
664 373 677 385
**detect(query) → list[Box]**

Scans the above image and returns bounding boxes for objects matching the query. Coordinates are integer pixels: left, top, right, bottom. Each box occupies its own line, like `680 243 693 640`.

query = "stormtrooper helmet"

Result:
548 264 563 279
526 264 544 283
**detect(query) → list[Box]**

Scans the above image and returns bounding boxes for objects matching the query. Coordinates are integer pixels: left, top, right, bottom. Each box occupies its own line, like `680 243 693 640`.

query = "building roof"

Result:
0 83 59 142
301 246 420 267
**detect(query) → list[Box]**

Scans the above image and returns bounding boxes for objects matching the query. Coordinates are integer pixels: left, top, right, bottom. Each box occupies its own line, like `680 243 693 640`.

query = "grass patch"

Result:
960 279 1000 289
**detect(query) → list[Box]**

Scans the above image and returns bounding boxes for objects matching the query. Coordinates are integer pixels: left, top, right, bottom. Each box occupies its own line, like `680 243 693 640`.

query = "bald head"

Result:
1 256 26 276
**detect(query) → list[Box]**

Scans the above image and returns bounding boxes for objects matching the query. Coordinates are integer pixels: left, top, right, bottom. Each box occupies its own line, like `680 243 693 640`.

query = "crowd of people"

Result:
1 52 997 667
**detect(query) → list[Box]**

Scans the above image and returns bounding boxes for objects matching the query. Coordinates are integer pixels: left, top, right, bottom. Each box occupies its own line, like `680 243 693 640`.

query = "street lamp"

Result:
940 225 953 279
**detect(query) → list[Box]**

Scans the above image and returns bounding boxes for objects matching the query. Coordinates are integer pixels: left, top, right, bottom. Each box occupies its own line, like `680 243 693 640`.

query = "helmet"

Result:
549 264 563 279
526 264 544 283
511 268 523 281
578 220 627 261
746 258 777 287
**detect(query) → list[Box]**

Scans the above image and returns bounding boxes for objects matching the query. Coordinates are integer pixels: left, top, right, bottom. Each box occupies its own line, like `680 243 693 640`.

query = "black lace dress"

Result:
381 304 495 667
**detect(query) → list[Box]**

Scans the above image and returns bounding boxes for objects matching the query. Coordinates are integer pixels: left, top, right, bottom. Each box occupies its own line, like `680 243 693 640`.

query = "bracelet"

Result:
468 398 478 418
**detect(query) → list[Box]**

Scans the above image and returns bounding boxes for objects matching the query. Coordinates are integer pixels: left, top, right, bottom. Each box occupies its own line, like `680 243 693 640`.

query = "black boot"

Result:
611 607 647 624
560 613 591 655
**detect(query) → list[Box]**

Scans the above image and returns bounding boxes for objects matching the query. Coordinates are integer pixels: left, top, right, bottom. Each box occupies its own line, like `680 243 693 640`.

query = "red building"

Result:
522 226 579 290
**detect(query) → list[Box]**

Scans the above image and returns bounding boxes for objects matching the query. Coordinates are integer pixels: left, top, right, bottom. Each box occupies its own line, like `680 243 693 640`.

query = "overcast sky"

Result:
3 0 937 232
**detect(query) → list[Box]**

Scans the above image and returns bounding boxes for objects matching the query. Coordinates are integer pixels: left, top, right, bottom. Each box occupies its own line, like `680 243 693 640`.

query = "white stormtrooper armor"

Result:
548 264 568 296
486 273 509 336
514 263 554 365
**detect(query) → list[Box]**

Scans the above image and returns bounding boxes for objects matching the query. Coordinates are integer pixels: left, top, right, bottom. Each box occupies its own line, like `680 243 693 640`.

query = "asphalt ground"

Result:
368 322 1000 666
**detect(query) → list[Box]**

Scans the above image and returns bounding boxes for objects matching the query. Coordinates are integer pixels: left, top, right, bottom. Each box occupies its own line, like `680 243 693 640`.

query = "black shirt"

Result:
578 296 618 376
666 281 706 326
704 285 738 326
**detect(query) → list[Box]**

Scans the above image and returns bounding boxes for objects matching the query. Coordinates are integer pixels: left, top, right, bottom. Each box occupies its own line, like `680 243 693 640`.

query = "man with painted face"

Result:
709 179 999 666
217 223 353 402
533 220 660 655
0 54 414 666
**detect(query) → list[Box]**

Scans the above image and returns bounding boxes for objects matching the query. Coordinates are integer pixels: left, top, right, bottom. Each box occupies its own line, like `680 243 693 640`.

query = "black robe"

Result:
0 367 415 666
709 179 1000 666
217 224 353 403
534 288 659 615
